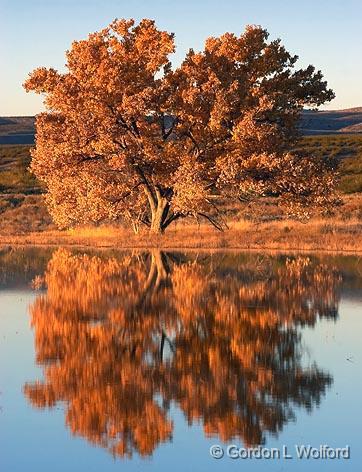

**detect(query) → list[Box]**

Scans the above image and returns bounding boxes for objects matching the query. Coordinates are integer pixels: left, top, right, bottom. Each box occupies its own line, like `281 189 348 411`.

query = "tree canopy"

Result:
24 19 337 233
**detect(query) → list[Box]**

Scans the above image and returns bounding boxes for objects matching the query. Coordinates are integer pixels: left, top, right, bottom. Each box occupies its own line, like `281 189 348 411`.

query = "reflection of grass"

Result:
0 246 53 288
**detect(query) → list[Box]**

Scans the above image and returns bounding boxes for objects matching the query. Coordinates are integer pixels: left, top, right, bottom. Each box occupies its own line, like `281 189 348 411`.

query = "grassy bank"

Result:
1 216 361 253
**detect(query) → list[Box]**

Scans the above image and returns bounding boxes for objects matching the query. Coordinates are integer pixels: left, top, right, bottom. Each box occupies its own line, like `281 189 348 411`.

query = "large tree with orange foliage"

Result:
24 19 336 233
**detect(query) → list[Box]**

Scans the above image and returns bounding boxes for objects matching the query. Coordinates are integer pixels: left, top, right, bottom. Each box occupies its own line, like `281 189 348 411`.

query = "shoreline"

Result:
0 242 361 255
1 219 361 254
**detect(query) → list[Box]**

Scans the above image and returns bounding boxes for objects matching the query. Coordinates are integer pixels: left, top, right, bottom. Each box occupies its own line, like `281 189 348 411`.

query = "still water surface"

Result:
0 247 361 471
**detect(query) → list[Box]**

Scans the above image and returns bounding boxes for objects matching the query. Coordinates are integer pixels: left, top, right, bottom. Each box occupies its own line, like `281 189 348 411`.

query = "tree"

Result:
24 19 336 233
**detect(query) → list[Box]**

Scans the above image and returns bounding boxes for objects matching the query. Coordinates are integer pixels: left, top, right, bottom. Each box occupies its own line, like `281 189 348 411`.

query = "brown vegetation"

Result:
295 134 362 193
0 194 52 234
1 210 361 253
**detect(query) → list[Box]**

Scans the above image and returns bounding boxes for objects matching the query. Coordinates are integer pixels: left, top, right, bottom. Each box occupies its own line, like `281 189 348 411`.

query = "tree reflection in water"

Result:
24 249 341 458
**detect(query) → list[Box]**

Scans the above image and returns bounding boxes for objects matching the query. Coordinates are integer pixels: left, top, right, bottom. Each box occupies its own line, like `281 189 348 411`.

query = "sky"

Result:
1 0 362 116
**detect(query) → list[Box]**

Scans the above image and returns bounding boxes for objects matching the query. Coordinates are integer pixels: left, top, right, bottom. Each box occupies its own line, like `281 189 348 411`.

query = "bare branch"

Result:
198 212 225 231
78 154 104 164
162 212 184 229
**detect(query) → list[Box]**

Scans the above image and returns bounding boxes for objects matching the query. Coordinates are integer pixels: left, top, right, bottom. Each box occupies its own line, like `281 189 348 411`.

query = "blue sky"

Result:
2 0 362 115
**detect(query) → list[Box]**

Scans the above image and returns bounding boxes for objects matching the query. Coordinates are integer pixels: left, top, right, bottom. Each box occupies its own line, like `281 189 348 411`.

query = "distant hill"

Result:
1 108 362 144
300 107 362 134
0 116 35 144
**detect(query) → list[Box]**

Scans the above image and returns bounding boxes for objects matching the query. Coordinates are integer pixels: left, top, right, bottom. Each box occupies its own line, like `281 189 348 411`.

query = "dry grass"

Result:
0 194 53 234
0 216 361 253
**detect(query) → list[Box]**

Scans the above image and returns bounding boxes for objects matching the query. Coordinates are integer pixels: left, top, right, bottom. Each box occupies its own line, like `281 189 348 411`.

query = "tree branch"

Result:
198 212 225 231
162 212 184 229
109 181 144 203
133 164 156 205
161 115 177 140
78 154 104 164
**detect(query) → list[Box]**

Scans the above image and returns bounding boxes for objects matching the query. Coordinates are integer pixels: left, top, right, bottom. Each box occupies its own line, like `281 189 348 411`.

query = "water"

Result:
0 247 361 471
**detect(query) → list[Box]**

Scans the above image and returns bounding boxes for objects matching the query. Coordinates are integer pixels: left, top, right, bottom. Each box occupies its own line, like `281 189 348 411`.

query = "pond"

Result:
0 247 361 471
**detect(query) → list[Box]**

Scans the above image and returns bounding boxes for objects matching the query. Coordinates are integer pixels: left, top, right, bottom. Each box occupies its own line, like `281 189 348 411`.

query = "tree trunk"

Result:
143 185 177 234
150 196 169 234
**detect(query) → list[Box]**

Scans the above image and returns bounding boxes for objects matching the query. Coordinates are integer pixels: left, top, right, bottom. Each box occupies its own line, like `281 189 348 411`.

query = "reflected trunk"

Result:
144 250 170 291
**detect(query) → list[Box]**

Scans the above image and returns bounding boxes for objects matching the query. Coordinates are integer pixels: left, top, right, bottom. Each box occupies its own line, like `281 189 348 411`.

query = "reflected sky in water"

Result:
0 247 361 471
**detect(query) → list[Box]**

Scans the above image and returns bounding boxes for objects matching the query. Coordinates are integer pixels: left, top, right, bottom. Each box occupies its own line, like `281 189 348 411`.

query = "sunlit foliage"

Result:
24 19 337 232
